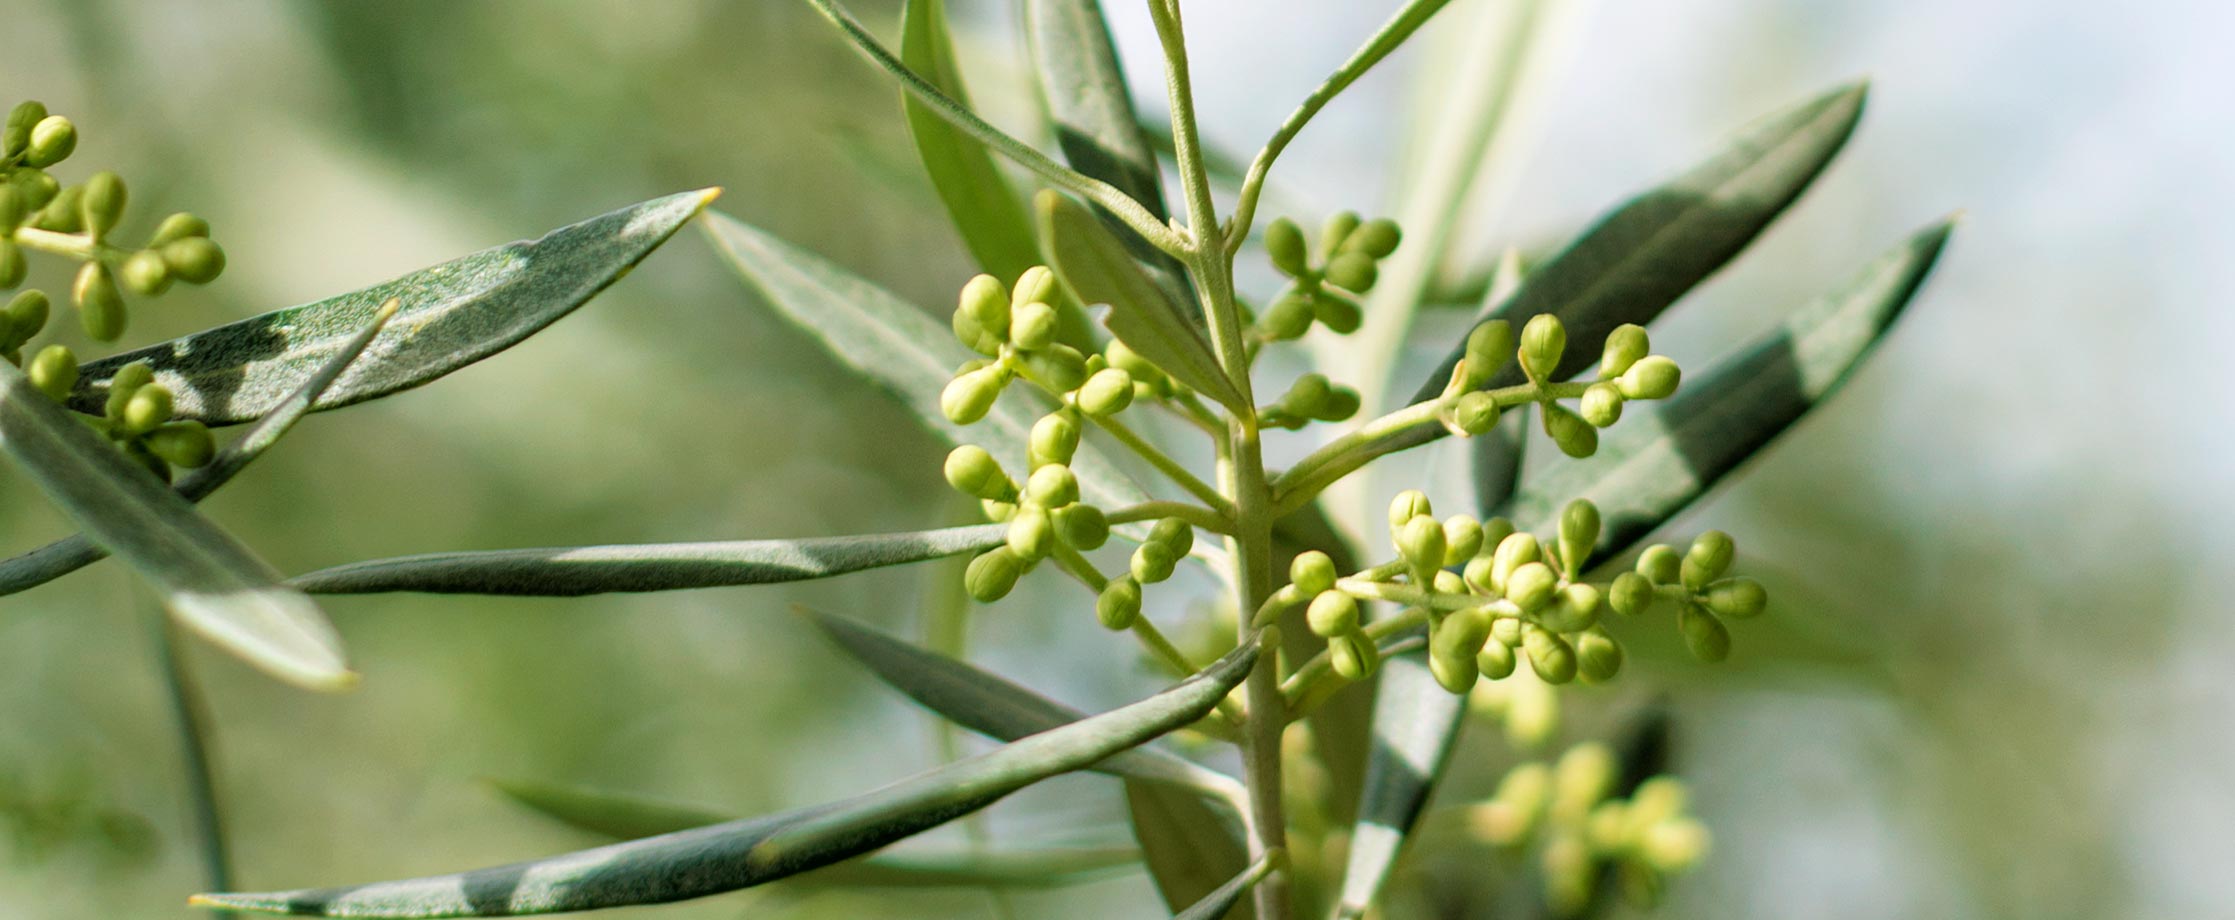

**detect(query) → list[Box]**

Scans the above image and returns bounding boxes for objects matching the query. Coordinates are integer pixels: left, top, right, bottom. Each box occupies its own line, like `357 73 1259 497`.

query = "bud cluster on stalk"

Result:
1437 316 1684 458
32 357 214 482
1465 744 1711 916
1254 211 1401 340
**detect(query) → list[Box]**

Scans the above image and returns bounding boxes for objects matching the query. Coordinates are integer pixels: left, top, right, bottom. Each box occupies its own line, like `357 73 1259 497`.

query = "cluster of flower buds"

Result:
1606 531 1765 662
1254 212 1401 340
1258 371 1361 431
3 101 225 343
1439 317 1682 457
1465 744 1710 916
942 268 1142 425
1094 517 1194 631
946 437 1107 602
28 357 214 482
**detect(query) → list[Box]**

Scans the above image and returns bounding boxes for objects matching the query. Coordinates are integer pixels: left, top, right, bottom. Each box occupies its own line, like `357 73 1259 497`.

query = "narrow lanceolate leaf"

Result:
193 643 1259 917
1128 783 1252 919
900 0 1040 284
704 210 1148 510
1037 191 1247 413
0 302 400 599
1331 648 1465 920
492 780 732 841
288 525 1006 596
1174 856 1278 920
1507 218 1954 557
1023 0 1170 223
1409 81 1869 404
0 361 350 691
74 190 718 424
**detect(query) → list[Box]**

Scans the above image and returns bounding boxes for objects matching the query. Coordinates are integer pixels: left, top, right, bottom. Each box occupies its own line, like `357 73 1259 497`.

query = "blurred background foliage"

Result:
0 0 2225 918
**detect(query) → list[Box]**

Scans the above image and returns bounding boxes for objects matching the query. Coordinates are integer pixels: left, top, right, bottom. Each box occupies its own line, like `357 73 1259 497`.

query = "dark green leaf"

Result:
900 0 1040 284
1129 782 1252 919
191 642 1259 916
288 525 1006 596
75 191 717 424
703 210 1148 510
0 361 350 691
1330 648 1465 919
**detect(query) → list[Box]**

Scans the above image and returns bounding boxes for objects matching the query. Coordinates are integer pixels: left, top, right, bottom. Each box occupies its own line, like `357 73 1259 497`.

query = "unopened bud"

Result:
1491 531 1541 594
1447 390 1499 436
145 420 215 469
1519 313 1566 381
1636 544 1681 585
1318 211 1362 261
965 547 1026 602
1097 576 1143 630
1543 404 1598 458
1600 324 1649 379
1076 367 1135 416
1328 631 1379 680
119 250 172 296
1462 320 1514 390
1290 550 1337 596
1477 637 1517 680
1524 625 1577 684
1541 583 1600 633
1680 530 1734 590
1020 343 1088 392
1617 355 1680 400
1006 505 1056 560
1558 499 1600 575
1580 382 1624 427
1609 571 1655 616
1259 293 1315 340
943 445 1012 500
1397 514 1446 573
1131 541 1178 584
940 366 1006 424
1306 590 1360 637
1010 301 1058 351
1388 490 1433 529
1701 577 1767 619
1505 562 1557 612
1575 628 1624 683
80 171 125 237
161 237 226 285
1265 218 1308 277
1029 412 1080 467
1443 515 1484 566
73 262 126 342
1023 463 1080 508
1677 604 1731 662
1344 218 1402 259
1311 290 1362 334
24 115 76 168
26 344 76 402
1054 504 1109 550
1324 252 1378 293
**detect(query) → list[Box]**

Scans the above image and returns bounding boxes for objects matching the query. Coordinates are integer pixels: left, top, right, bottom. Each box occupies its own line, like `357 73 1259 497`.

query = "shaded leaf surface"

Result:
1128 782 1252 919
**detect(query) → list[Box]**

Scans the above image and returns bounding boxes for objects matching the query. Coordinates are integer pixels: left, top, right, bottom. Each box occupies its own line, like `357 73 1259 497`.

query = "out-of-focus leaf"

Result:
75 191 718 424
1038 191 1246 413
0 361 350 692
287 525 1006 596
191 642 1258 917
0 302 398 598
1505 217 1953 560
900 0 1039 283
491 780 731 841
704 210 1147 509
1173 854 1277 920
1330 647 1465 920
1129 782 1252 919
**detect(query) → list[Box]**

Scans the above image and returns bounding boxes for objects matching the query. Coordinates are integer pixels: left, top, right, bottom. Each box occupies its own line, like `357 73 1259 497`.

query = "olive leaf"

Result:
191 642 1258 917
703 210 1148 510
287 525 1006 596
899 0 1039 285
1174 855 1279 920
0 360 350 692
1128 782 1253 919
1329 647 1466 919
1037 190 1248 414
73 190 719 424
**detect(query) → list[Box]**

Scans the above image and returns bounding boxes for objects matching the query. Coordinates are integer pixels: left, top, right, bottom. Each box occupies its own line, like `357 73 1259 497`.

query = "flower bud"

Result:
105 362 154 420
1104 340 1161 383
1490 615 1523 648
1479 517 1515 557
1291 550 1337 596
3 101 46 157
1076 367 1135 416
122 384 174 435
1531 407 1593 462
1558 499 1600 576
1609 571 1655 616
964 547 1026 602
1434 570 1465 595
1438 605 1493 657
1628 777 1689 829
11 168 59 210
1677 604 1731 662
943 445 1012 501
1462 320 1514 390
1259 292 1315 340
1011 265 1058 309
26 344 76 402
1477 638 1517 680
1490 531 1540 594
1097 576 1142 630
1324 252 1378 292
1280 372 1332 418
0 185 19 227
1306 589 1360 637
1007 505 1058 560
1640 818 1710 874
1318 211 1362 261
145 420 215 469
981 499 1017 522
1020 343 1088 391
1387 490 1433 529
1328 631 1379 681
1636 544 1680 585
1131 541 1178 584
1428 645 1478 694
161 237 226 285
1575 628 1624 683
1579 382 1624 427
953 275 1008 355
73 262 126 342
1319 385 1360 422
940 366 1006 424
1443 515 1484 566
1701 577 1767 619
1311 290 1362 334
1505 561 1557 612
1149 516 1194 557
37 185 84 232
1462 555 1497 594
1680 530 1734 590
1541 583 1601 633
1523 625 1577 684
1447 390 1499 436
1397 514 1446 573
119 250 173 297
1029 412 1080 467
80 172 125 237
1024 463 1080 508
24 116 76 168
148 212 211 247
0 240 23 289
1344 219 1402 259
1553 743 1617 818
1617 355 1680 400
1519 313 1566 381
7 289 47 338
1265 217 1308 277
1009 301 1058 351
1600 323 1649 378
1053 503 1109 550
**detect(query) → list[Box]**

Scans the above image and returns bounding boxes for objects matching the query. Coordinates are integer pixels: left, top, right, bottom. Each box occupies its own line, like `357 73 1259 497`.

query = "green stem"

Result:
1283 634 1428 721
1269 380 1588 514
1109 500 1231 536
152 612 234 919
1090 414 1234 517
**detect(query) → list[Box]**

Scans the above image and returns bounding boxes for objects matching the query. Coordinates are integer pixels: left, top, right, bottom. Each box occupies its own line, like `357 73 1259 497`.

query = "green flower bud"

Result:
1480 517 1515 558
73 262 126 342
1344 218 1402 259
24 116 76 168
953 275 1008 356
1640 818 1710 874
1054 503 1110 550
1011 265 1058 310
1291 550 1337 596
1702 577 1767 619
1609 571 1656 616
7 289 48 338
1306 589 1360 637
1541 583 1601 633
940 366 1006 424
1558 499 1601 576
80 172 125 237
26 344 76 402
1023 463 1080 508
1519 313 1566 381
0 240 23 290
1447 390 1499 437
1029 412 1080 467
1020 343 1088 391
1318 211 1362 261
1600 323 1650 379
1628 777 1689 830
1586 800 1632 851
1149 516 1194 557
1454 322 1511 393
1554 743 1618 817
1575 628 1624 683
105 362 154 418
1477 637 1518 680
1543 403 1598 458
964 547 1026 602
981 499 1017 522
1437 605 1493 657
1580 382 1625 428
1328 631 1380 681
1324 251 1378 293
0 185 19 228
1637 544 1681 585
1311 289 1362 334
942 445 1013 501
1490 615 1523 648
1428 642 1479 694
1097 576 1142 630
1280 372 1332 418
1319 385 1360 422
145 420 215 469
1388 490 1433 529
1462 555 1497 595
1259 292 1315 340
1131 541 1178 584
1105 340 1162 384
1443 515 1484 566
1265 217 1308 277
1617 355 1681 400
1524 625 1577 684
161 237 226 285
1677 604 1731 662
1434 569 1465 594
1490 531 1540 594
1009 300 1058 351
1542 833 1593 916
1680 530 1734 591
122 384 174 435
119 250 172 297
1397 514 1447 573
3 101 46 157
37 185 84 232
11 168 59 211
1505 561 1557 612
1006 506 1056 561
148 212 211 247
1076 367 1135 416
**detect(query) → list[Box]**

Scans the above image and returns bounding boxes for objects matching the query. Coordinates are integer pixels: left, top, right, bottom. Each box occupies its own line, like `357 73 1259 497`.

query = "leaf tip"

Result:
694 186 725 210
